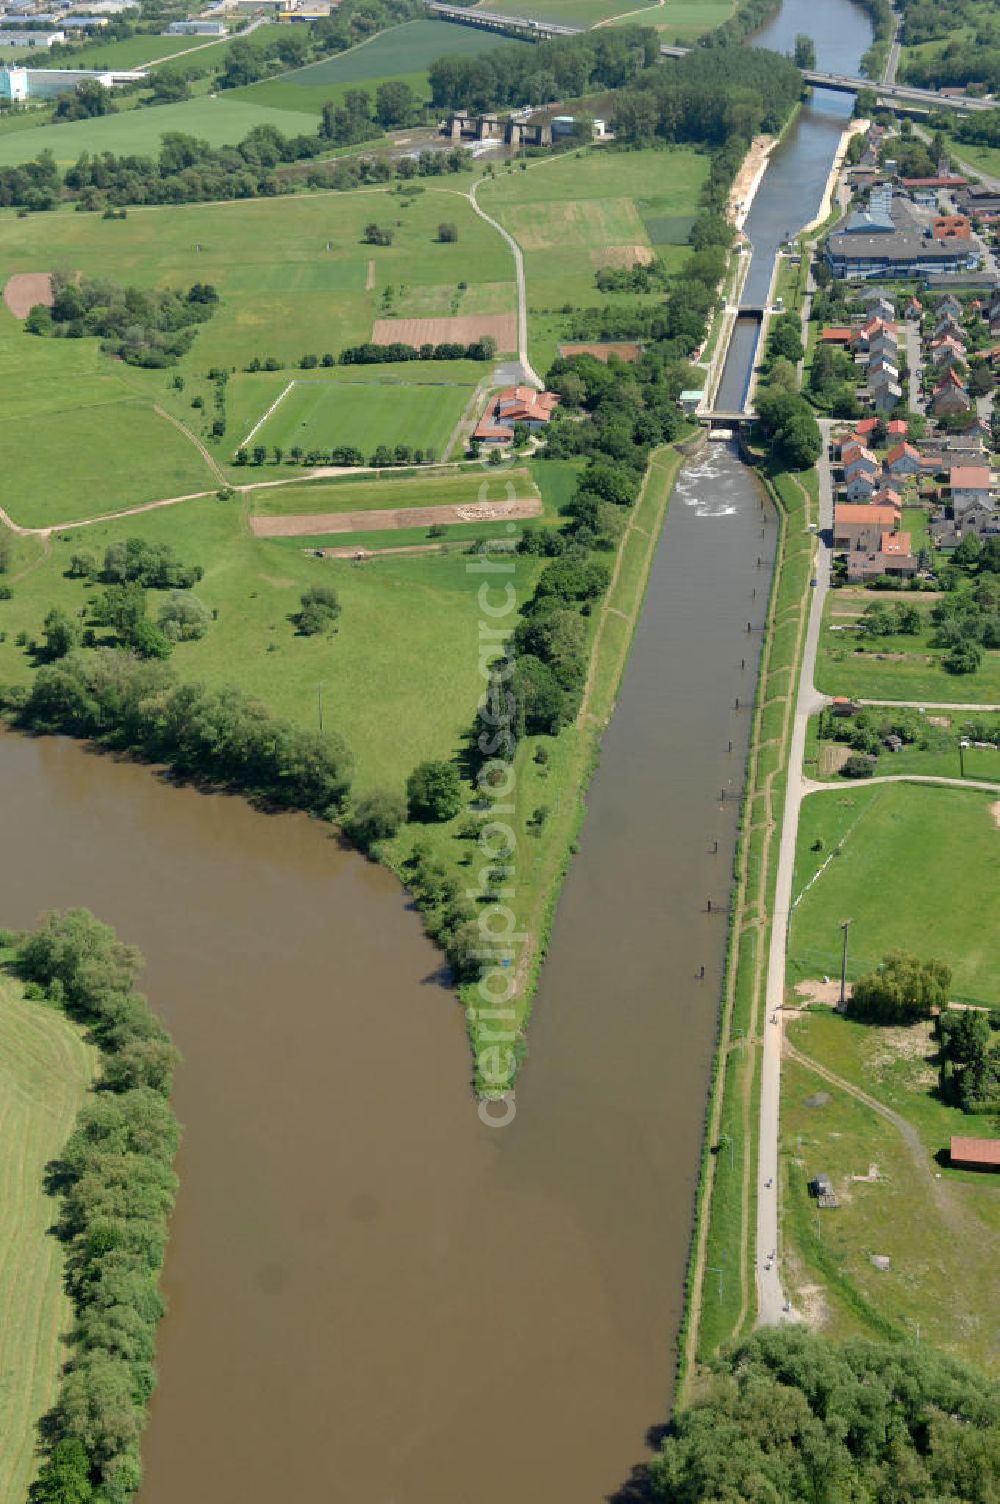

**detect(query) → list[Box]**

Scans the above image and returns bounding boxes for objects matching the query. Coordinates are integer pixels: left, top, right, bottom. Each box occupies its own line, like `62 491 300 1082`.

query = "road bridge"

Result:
426 4 991 114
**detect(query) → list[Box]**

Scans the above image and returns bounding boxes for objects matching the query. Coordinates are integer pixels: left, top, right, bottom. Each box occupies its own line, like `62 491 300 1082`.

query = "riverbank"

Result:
799 117 868 235
729 133 778 233
679 461 816 1386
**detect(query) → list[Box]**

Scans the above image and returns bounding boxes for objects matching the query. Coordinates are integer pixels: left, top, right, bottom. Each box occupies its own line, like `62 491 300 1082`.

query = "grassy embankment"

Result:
680 463 816 1384
0 970 96 1502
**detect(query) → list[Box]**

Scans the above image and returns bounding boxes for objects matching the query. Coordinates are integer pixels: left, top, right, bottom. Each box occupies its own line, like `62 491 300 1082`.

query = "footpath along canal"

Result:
0 2 872 1499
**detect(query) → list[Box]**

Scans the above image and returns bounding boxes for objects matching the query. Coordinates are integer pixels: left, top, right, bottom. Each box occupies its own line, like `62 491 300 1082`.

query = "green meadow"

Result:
477 0 657 26
816 592 1000 704
0 95 321 167
478 146 710 369
233 19 526 115
0 975 95 1504
249 467 541 517
788 782 1000 1005
0 185 515 519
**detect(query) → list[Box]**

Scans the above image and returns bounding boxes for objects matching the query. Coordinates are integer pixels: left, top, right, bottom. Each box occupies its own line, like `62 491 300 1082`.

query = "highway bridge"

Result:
426 3 992 114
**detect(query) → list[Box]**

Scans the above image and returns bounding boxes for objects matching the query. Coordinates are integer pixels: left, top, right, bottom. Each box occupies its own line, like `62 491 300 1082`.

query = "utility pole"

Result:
839 919 852 1009
317 682 324 734
958 738 966 779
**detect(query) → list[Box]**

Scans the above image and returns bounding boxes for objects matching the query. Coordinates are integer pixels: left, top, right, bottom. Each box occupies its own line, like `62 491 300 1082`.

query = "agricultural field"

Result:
816 590 1000 703
780 1029 1000 1374
0 94 321 167
51 31 214 69
787 782 1000 1006
0 973 95 1504
477 0 657 26
654 0 735 41
249 466 541 517
478 146 709 369
231 19 526 114
0 187 514 512
244 372 478 460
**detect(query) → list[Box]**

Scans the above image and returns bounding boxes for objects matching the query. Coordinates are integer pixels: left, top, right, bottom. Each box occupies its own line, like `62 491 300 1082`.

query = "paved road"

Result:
469 179 544 391
882 10 902 86
755 420 835 1327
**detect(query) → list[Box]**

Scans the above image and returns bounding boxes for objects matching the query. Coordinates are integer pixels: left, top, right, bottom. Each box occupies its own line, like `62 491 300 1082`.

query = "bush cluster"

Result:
17 909 181 1504
26 275 217 369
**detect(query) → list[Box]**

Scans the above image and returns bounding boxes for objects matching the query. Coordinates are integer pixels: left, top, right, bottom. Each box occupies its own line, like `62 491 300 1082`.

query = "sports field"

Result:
0 975 95 1504
232 19 527 114
788 783 1000 1005
247 374 477 459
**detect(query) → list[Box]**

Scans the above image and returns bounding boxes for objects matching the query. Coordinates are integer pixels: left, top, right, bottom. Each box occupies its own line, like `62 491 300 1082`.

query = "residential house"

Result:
904 296 923 320
872 381 903 413
960 414 991 440
950 464 993 515
899 175 968 191
845 471 878 500
936 293 963 320
842 444 878 481
834 501 902 550
883 441 921 478
852 316 896 351
861 292 895 321
872 486 902 509
846 530 918 581
851 417 880 441
932 313 964 343
867 331 899 365
930 337 968 372
868 357 900 386
930 369 972 416
821 326 854 346
887 418 908 439
474 386 559 444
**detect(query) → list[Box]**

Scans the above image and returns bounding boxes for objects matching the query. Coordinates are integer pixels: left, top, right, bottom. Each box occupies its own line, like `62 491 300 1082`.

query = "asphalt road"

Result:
468 179 544 391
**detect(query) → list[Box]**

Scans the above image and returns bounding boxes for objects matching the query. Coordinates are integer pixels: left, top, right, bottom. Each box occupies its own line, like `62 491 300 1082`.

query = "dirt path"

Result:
365 259 375 292
153 404 225 484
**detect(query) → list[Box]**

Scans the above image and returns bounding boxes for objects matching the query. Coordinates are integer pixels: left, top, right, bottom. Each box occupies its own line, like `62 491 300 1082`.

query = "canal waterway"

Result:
714 0 875 409
0 1 871 1499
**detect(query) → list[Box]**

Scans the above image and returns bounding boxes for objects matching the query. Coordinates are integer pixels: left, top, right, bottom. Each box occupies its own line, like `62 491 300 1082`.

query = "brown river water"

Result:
1 446 775 1503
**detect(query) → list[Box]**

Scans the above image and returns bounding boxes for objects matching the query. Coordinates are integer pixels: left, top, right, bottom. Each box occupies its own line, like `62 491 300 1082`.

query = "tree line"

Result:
428 27 660 114
8 909 181 1504
652 1325 1000 1500
610 45 803 149
2 650 353 818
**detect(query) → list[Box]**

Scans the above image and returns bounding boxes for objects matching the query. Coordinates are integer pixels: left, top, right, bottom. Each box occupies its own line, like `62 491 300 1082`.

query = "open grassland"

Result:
0 94 321 167
478 146 709 370
233 19 525 114
655 0 735 39
0 488 544 791
250 466 540 516
0 974 95 1504
0 189 513 495
244 372 478 458
477 0 658 23
817 591 1000 703
781 1020 1000 1374
0 384 216 529
788 783 1000 1006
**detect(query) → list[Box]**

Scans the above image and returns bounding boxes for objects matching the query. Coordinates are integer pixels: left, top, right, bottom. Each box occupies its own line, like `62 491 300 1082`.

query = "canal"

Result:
0 1 872 1500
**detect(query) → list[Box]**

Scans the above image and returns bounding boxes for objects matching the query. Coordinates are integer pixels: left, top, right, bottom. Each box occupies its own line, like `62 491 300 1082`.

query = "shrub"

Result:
406 760 462 822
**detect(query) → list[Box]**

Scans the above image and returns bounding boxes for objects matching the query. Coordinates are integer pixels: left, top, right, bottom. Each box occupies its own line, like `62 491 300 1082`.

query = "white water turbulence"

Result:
674 446 740 517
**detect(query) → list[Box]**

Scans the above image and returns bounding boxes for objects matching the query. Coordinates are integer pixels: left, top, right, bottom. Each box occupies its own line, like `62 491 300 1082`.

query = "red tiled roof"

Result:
880 531 911 555
951 1136 1000 1167
901 175 968 188
822 327 853 341
835 503 901 524
950 465 991 489
885 442 920 464
887 420 908 435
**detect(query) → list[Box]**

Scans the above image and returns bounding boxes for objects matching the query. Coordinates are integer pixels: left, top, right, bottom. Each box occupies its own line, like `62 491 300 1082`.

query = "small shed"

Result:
809 1172 839 1206
680 389 704 415
950 1136 1000 1171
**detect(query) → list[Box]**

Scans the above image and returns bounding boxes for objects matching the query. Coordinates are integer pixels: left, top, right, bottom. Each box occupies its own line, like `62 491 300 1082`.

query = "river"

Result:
1 2 870 1500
